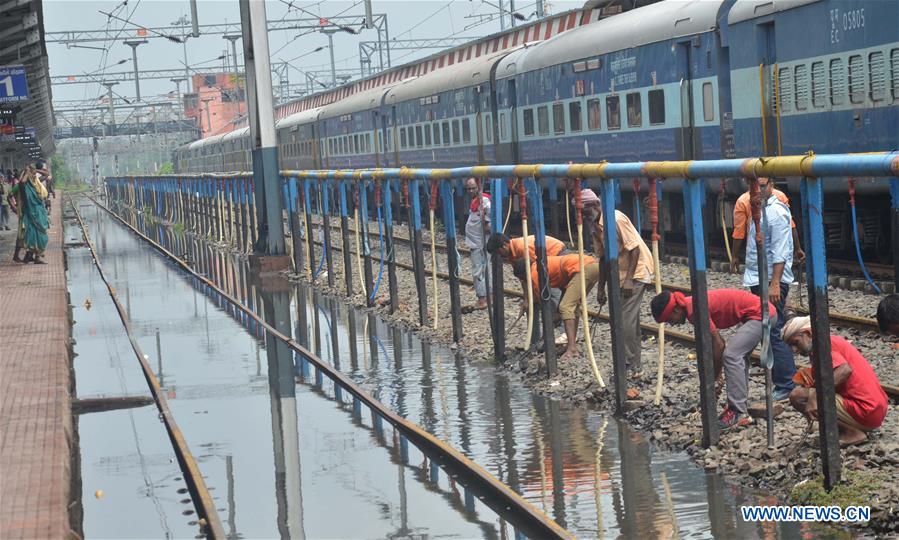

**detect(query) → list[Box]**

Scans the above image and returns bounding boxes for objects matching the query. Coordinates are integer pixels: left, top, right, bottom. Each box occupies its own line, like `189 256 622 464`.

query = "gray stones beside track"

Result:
286 218 899 535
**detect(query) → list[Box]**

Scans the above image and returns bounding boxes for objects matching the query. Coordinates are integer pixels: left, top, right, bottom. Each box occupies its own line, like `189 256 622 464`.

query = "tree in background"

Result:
157 162 174 174
50 155 73 184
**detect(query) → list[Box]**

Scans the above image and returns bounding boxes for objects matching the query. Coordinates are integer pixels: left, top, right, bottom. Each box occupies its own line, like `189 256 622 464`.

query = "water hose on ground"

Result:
575 180 605 388
370 182 385 302
519 180 534 349
650 179 667 405
353 184 366 294
720 180 733 265
848 178 882 294
429 179 440 329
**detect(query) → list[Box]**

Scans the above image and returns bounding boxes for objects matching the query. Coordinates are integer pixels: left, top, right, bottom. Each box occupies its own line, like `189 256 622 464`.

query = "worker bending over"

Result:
650 289 777 431
781 317 888 445
581 188 654 378
486 233 568 264
512 254 600 361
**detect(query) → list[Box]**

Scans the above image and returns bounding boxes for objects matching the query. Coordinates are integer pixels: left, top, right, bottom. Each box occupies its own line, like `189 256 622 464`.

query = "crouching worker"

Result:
650 289 777 431
512 254 600 361
781 317 888 445
876 294 899 337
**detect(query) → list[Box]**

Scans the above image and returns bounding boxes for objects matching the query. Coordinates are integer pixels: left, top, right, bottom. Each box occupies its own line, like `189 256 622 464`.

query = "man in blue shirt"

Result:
743 177 796 401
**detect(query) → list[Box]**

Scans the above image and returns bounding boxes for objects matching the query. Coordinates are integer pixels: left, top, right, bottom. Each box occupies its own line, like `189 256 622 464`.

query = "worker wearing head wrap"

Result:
780 317 888 445
650 289 776 431
580 188 654 379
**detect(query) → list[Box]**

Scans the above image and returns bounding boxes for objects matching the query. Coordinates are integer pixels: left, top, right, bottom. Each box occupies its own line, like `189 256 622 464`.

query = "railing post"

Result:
383 178 399 313
682 177 719 447
339 180 354 296
322 179 335 288
548 177 560 240
440 180 463 342
490 177 506 362
891 178 899 292
657 182 666 259
360 180 375 306
409 178 429 326
599 177 628 412
302 179 315 279
800 176 841 489
288 177 302 272
527 177 557 374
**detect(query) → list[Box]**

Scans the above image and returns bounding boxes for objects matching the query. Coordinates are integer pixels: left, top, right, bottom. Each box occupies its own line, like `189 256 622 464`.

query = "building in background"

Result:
183 72 245 137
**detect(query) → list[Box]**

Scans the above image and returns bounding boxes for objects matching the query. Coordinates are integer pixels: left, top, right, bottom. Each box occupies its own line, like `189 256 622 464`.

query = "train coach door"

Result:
676 40 697 160
756 22 779 156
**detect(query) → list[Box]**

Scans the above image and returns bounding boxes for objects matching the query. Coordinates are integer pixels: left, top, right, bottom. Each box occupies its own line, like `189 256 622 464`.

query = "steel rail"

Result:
68 198 227 539
90 196 573 540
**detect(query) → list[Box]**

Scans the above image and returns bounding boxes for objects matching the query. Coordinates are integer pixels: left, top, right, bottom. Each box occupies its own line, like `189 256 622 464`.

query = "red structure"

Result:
183 73 246 137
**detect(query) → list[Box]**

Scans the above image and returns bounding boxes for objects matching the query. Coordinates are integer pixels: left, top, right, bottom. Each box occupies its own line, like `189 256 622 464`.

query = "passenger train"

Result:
174 0 899 259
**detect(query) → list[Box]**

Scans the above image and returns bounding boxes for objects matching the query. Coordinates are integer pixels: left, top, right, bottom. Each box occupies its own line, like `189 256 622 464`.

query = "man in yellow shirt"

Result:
581 189 654 378
730 179 804 273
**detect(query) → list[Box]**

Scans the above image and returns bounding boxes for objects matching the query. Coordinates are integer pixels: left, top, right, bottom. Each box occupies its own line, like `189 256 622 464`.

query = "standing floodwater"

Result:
67 197 842 538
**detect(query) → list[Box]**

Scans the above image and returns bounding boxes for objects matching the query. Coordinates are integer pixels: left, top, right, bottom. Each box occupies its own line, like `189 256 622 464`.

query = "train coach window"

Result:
415 125 423 148
868 51 886 102
794 64 809 110
648 89 665 125
811 62 826 108
587 98 601 130
499 113 507 140
848 55 864 104
830 58 847 106
400 128 407 149
892 49 899 100
777 68 792 113
484 114 492 143
702 83 714 122
452 120 461 144
443 121 451 146
553 103 565 134
433 123 441 146
626 92 642 127
462 118 471 143
523 108 535 136
537 106 549 135
424 124 432 146
605 96 620 130
569 101 582 132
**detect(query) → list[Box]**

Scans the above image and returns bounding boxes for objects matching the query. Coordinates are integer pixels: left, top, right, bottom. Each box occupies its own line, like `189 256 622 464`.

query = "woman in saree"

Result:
8 166 49 264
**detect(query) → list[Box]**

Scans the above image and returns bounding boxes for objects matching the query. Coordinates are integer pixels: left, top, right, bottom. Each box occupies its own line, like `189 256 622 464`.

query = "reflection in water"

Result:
86 199 843 539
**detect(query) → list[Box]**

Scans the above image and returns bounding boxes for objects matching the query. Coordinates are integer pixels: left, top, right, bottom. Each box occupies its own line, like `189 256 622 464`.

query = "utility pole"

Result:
509 0 517 27
223 34 243 115
200 98 214 134
101 81 118 133
239 0 287 262
323 29 337 88
124 40 148 101
171 77 186 121
190 0 200 37
536 0 545 18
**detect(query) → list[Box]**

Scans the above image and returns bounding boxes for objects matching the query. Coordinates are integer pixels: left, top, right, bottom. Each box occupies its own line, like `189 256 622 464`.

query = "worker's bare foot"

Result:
839 428 867 446
475 298 488 310
559 347 579 362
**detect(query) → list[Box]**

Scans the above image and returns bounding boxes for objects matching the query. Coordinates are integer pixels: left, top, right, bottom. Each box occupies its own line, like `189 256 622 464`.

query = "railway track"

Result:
292 220 899 403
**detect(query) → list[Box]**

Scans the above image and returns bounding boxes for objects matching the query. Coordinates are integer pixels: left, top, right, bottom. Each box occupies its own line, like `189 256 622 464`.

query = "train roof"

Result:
497 0 723 76
222 127 249 142
385 49 521 104
727 0 822 25
277 107 324 130
319 85 395 120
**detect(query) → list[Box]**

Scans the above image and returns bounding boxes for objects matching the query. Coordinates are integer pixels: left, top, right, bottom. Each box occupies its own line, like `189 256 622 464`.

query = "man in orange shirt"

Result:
730 178 804 273
512 253 600 361
486 233 568 264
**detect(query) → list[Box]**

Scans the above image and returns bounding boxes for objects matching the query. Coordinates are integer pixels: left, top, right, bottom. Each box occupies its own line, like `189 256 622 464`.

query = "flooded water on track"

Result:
66 197 843 539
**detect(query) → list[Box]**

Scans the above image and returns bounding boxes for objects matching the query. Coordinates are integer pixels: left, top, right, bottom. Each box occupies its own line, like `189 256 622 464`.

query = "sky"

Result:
45 0 583 108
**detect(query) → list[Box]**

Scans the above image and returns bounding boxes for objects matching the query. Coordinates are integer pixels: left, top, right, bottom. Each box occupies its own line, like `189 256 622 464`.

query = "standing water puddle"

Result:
67 198 842 538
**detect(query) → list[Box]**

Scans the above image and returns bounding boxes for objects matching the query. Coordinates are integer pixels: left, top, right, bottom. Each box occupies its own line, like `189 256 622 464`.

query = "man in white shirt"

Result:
463 178 491 311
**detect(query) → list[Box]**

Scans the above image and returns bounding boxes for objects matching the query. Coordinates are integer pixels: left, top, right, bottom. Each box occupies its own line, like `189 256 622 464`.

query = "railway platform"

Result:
0 203 75 539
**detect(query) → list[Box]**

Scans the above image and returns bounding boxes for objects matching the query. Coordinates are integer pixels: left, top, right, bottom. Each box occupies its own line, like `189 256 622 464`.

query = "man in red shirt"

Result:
512 253 599 361
781 317 888 445
650 289 777 431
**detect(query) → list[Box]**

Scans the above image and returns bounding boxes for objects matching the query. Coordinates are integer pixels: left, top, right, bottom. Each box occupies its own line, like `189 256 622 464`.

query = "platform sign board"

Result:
0 66 29 103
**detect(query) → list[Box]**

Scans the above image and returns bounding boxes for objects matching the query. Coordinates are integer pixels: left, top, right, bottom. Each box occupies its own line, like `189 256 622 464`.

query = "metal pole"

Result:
892 178 899 292
383 180 399 313
409 179 429 326
325 31 337 88
171 78 185 121
441 181 463 342
339 180 354 296
509 0 517 27
240 0 285 257
682 177 719 448
529 177 556 373
124 40 148 101
536 0 544 18
225 35 242 115
322 180 335 288
600 178 628 411
288 178 302 272
490 178 505 362
800 177 841 490
190 0 200 37
360 181 375 306
102 82 118 131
